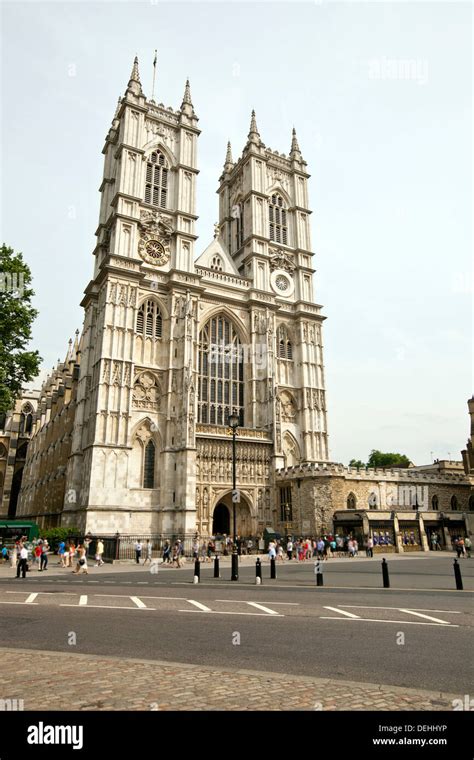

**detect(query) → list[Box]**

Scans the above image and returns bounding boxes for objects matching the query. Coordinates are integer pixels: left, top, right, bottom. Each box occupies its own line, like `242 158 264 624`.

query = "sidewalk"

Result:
0 647 457 711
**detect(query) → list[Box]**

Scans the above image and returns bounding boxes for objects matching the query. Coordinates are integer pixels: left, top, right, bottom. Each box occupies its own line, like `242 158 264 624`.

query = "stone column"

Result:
393 513 402 553
418 513 429 551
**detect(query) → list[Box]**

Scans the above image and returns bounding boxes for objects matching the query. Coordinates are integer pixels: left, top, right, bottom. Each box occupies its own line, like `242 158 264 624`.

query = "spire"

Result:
113 96 121 123
290 127 300 153
223 140 234 173
248 109 260 141
130 56 141 84
183 78 192 105
180 78 194 116
126 55 143 96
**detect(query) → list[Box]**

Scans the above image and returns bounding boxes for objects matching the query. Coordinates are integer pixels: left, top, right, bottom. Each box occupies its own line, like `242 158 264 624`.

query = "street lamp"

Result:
228 411 240 581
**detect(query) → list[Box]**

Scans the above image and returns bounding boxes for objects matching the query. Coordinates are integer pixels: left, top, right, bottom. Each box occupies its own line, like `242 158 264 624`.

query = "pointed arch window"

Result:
431 495 439 511
277 325 293 360
144 150 168 209
143 440 156 489
347 493 356 510
450 494 458 511
198 315 244 426
19 404 33 435
136 300 162 338
269 194 288 245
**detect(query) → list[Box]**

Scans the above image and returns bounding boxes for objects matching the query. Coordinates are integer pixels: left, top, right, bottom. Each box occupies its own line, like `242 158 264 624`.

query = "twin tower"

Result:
56 57 330 538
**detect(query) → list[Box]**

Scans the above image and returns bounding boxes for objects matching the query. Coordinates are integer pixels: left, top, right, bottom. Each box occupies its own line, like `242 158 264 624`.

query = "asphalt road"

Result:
0 555 472 695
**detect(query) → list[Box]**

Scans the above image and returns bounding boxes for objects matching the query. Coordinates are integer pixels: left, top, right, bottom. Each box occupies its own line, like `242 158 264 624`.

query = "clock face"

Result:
138 235 170 266
270 269 294 298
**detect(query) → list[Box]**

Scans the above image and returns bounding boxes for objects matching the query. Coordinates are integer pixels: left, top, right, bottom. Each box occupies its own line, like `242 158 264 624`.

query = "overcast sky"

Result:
1 1 472 465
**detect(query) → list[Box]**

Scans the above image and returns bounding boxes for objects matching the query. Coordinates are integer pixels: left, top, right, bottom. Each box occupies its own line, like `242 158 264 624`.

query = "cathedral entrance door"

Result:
213 503 230 535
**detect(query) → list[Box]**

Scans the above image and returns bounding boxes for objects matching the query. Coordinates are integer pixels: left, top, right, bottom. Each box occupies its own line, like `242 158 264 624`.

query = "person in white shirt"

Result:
16 546 28 578
135 541 143 564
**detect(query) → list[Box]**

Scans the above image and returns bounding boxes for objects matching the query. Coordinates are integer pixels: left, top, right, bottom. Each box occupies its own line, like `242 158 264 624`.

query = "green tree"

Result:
349 459 366 469
367 449 411 469
0 245 41 414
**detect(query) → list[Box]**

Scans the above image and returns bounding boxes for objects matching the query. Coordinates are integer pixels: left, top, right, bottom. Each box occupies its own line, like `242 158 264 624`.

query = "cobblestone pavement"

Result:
0 647 456 711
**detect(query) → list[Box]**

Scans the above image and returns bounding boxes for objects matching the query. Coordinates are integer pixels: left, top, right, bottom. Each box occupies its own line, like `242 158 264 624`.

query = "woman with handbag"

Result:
72 543 88 574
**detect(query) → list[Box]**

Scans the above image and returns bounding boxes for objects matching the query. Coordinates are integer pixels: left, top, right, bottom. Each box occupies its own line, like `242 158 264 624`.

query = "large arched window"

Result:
144 149 168 209
143 440 156 489
277 325 293 360
198 315 244 426
269 194 288 244
19 404 33 435
136 300 162 338
450 494 458 511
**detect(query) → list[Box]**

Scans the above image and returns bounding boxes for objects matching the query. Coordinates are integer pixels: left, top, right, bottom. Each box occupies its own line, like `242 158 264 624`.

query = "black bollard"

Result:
381 557 390 588
214 555 220 578
270 557 277 579
231 550 239 582
453 559 463 590
194 558 200 583
256 557 262 584
315 561 324 586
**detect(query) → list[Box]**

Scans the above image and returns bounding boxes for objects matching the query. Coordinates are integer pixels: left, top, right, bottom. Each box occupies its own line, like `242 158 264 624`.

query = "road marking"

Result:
25 594 38 604
246 602 280 615
215 599 298 606
341 606 461 614
399 609 451 624
320 617 459 627
79 595 88 606
178 609 284 617
130 596 147 609
323 606 360 619
186 599 211 612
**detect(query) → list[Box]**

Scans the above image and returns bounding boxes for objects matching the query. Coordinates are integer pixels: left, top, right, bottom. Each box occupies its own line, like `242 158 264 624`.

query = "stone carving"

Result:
133 372 161 411
280 390 297 422
269 249 295 273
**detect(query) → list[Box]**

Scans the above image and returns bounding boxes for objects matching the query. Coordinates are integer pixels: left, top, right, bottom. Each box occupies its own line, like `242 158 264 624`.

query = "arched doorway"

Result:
212 493 253 537
213 503 230 535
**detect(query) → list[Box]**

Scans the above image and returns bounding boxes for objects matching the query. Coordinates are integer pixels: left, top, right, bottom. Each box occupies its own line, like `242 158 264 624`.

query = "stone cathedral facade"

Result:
37 57 328 538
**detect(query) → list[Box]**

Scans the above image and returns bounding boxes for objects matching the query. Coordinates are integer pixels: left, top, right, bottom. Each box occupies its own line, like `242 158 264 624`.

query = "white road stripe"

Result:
130 596 147 609
187 599 211 612
79 595 88 606
216 599 298 606
323 606 360 619
25 593 38 604
246 602 280 615
178 609 283 617
320 617 458 627
399 608 451 624
341 605 461 614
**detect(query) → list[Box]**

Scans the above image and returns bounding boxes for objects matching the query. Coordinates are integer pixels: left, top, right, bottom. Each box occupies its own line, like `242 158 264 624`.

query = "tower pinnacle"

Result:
290 127 302 159
126 55 143 96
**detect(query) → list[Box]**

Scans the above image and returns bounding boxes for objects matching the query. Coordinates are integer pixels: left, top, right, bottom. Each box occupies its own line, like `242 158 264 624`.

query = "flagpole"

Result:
151 50 157 102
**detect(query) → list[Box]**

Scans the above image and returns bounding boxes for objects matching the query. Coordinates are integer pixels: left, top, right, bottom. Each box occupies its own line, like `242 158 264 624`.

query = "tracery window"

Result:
144 150 168 209
136 300 162 338
277 325 293 360
143 440 156 489
19 404 33 435
269 194 288 244
198 315 244 426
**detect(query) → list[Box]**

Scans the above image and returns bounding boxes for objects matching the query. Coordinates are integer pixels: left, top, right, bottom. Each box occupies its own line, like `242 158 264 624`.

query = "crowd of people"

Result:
3 536 107 577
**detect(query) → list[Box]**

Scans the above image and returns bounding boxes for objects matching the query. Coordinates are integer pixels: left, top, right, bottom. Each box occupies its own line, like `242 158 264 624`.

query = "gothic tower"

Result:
63 59 201 534
215 113 329 467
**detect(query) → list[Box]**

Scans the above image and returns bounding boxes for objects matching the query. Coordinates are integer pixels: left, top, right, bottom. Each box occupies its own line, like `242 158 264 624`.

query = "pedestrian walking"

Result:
163 540 171 564
135 540 143 564
72 544 88 574
172 541 182 568
15 545 28 579
95 538 105 566
366 536 374 558
464 536 472 558
286 539 293 561
40 541 49 571
58 540 66 567
143 540 153 565
68 542 76 568
268 540 276 561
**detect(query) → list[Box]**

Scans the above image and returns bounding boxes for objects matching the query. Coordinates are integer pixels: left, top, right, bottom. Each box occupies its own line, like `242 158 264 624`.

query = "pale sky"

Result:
1 1 472 465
